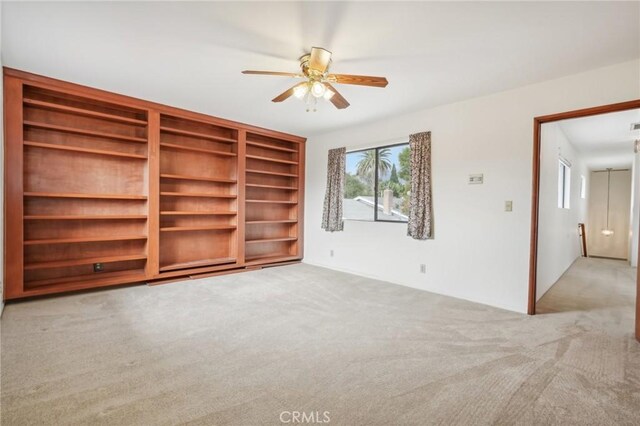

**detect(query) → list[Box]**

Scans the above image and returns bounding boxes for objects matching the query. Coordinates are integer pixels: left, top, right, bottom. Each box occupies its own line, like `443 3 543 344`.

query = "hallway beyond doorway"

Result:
538 258 636 333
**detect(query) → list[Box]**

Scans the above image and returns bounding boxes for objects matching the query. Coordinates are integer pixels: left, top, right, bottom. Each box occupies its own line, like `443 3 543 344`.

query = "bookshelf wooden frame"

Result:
3 68 306 300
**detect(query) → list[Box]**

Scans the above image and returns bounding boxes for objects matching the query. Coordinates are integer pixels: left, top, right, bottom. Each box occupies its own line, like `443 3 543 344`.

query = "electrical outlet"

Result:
93 263 104 273
330 249 334 257
420 264 426 273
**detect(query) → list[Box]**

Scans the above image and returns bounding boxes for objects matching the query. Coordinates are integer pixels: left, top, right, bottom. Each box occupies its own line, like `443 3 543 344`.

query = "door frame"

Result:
527 99 640 342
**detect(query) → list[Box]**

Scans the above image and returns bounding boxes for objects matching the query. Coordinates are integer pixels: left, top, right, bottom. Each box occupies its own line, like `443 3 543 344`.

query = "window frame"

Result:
345 141 410 223
558 158 571 209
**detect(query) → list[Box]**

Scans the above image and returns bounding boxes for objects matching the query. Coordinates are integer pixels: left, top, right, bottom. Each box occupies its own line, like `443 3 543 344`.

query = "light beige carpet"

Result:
1 258 639 425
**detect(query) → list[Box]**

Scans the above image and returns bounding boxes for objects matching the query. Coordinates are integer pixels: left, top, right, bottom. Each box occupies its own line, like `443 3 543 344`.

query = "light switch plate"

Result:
469 174 483 184
505 200 513 212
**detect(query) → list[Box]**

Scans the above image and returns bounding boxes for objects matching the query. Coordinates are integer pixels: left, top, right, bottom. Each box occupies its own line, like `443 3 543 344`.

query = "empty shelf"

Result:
24 141 147 159
25 215 147 220
246 169 298 177
246 154 298 165
24 192 147 200
245 200 297 204
161 211 236 216
23 98 147 126
245 220 297 224
24 121 147 143
160 126 236 143
24 235 147 245
161 192 237 198
25 269 147 289
160 173 236 183
160 225 237 232
246 237 297 244
159 257 236 272
246 183 297 190
25 254 147 270
244 254 300 265
160 142 236 157
246 140 298 153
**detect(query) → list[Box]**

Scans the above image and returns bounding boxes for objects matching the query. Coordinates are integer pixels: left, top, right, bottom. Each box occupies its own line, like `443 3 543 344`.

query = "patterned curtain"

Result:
407 132 433 239
321 147 346 232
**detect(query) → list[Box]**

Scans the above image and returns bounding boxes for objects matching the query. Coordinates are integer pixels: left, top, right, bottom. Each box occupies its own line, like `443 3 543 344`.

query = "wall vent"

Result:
632 122 640 131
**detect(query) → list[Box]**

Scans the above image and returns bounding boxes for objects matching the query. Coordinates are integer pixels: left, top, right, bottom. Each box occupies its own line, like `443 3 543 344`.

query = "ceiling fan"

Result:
242 47 388 111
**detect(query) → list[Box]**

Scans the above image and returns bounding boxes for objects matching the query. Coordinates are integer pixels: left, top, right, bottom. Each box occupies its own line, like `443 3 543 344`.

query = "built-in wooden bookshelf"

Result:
4 68 306 299
244 132 305 266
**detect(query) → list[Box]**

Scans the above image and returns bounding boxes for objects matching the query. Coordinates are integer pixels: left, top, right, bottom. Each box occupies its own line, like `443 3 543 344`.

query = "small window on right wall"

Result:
580 175 586 199
558 159 571 209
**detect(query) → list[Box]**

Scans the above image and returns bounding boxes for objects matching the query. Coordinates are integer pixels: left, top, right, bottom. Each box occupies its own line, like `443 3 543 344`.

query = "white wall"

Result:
536 123 589 300
304 59 640 314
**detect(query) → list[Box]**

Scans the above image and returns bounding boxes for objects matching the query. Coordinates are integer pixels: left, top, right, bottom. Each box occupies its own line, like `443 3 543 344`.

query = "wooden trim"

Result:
236 130 247 265
4 76 24 299
297 141 306 260
528 100 640 344
147 110 160 278
4 67 306 143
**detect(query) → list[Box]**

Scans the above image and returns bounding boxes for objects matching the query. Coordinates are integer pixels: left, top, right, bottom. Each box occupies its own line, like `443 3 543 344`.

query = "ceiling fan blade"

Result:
324 83 350 109
308 47 332 73
242 70 302 78
328 74 388 88
272 82 307 103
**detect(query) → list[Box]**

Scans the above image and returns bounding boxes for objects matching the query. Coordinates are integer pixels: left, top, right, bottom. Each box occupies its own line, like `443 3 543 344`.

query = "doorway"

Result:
528 100 640 343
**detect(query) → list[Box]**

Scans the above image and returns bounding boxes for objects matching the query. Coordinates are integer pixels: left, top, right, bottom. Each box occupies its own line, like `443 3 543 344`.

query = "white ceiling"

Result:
2 1 639 137
558 109 640 170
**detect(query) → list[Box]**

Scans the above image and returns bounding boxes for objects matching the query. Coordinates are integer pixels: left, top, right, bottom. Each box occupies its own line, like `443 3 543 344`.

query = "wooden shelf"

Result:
159 257 236 272
246 199 297 204
24 121 147 143
161 192 237 198
160 126 236 143
24 192 147 200
246 220 297 224
160 142 236 157
246 183 297 190
24 141 147 159
160 174 236 183
246 154 298 165
25 215 147 220
24 235 147 245
246 169 298 177
246 237 297 244
25 254 147 270
25 269 147 290
244 254 300 265
24 98 147 126
160 225 237 232
247 140 298 153
161 211 236 216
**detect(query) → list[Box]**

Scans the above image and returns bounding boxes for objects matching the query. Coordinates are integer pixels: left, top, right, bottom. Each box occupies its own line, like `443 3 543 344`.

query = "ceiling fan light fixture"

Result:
293 84 309 99
310 81 327 98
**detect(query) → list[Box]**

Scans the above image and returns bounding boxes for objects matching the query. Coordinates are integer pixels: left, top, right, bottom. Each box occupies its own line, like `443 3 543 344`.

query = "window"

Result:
344 143 410 222
558 158 571 209
580 175 586 199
